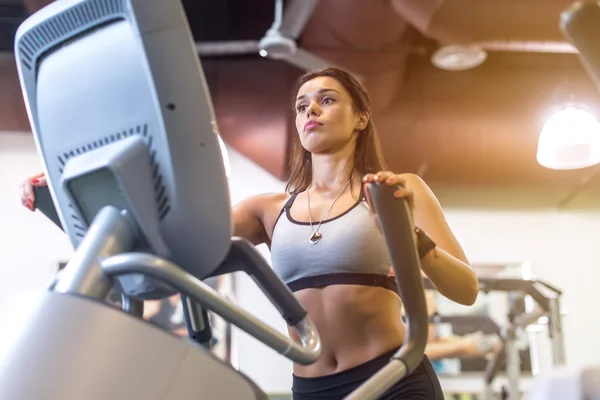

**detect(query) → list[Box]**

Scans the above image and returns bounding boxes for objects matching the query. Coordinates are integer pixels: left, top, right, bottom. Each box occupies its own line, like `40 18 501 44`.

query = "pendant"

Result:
309 231 323 245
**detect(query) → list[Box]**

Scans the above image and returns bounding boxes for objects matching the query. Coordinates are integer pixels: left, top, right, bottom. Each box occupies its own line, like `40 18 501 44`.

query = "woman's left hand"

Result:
362 171 415 221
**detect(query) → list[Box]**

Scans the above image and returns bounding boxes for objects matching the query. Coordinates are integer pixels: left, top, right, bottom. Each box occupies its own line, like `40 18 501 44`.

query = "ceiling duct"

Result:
391 0 577 54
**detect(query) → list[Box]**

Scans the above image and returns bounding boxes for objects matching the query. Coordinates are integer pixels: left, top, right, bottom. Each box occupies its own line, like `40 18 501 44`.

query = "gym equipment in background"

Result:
425 278 564 400
518 2 600 398
0 0 429 399
477 279 564 400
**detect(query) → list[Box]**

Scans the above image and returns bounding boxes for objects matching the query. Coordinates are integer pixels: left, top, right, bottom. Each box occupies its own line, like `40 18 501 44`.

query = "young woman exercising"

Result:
20 67 479 399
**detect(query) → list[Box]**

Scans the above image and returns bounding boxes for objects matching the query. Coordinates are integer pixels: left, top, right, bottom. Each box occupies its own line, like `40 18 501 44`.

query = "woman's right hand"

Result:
20 172 47 211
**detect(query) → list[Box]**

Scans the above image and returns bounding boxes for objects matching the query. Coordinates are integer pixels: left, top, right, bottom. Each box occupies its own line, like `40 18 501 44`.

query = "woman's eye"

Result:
322 97 334 105
296 105 307 113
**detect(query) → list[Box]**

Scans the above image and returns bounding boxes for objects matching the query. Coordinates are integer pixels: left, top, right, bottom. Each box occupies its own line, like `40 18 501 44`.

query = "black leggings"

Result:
292 348 444 399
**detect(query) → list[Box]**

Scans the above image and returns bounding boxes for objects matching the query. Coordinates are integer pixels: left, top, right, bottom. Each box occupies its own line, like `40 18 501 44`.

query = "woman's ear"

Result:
356 112 369 131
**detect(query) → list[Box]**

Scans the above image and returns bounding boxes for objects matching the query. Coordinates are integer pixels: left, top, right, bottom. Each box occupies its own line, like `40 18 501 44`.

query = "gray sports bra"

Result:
270 188 398 294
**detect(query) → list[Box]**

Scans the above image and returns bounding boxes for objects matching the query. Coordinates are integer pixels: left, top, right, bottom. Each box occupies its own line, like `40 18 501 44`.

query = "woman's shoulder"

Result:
233 192 291 215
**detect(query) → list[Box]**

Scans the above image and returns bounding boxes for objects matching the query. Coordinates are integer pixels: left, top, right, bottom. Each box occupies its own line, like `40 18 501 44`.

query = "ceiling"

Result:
2 0 600 210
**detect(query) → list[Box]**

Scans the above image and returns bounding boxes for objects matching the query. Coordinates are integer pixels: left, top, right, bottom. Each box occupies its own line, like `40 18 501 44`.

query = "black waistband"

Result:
291 352 441 398
286 273 398 294
292 346 400 393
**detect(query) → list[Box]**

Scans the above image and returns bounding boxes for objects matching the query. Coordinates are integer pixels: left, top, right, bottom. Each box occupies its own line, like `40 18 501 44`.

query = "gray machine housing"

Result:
15 0 231 297
0 291 267 400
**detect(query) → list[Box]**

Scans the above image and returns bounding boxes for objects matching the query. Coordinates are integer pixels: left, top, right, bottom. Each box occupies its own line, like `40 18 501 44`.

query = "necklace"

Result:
306 179 352 245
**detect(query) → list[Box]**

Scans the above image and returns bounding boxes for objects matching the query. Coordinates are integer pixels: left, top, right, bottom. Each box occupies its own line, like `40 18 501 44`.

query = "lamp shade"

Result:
536 106 600 170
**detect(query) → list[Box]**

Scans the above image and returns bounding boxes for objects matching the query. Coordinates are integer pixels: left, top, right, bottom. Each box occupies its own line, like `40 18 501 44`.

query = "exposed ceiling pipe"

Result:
195 41 258 57
474 41 576 54
390 0 576 53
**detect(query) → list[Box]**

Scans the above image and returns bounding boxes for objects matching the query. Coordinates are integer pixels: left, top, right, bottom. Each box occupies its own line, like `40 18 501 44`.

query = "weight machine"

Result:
478 279 564 400
424 278 564 400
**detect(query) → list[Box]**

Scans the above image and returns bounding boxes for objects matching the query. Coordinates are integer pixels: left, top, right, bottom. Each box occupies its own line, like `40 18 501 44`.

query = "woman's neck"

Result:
309 145 357 194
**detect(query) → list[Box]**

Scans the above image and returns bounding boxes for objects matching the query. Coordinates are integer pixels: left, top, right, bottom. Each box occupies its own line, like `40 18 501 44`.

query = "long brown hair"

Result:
285 67 387 194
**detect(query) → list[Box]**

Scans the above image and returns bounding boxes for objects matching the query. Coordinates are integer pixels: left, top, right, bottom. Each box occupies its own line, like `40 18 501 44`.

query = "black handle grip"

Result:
367 181 428 374
33 185 64 230
560 1 600 91
181 293 214 347
220 238 308 326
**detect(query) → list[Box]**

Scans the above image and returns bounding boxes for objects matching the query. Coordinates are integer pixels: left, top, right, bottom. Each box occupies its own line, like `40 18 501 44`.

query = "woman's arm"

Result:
408 173 479 306
425 339 472 360
231 193 274 246
426 331 502 360
20 171 273 247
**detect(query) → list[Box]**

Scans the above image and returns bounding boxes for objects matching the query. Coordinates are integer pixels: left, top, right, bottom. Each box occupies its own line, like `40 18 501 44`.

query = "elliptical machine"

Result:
0 0 429 399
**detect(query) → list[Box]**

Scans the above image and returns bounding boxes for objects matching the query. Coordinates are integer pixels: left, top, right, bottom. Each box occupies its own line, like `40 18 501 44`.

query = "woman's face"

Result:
294 76 366 154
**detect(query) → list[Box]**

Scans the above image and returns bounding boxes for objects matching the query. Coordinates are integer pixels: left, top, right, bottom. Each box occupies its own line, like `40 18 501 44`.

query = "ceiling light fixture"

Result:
536 106 600 170
430 44 488 71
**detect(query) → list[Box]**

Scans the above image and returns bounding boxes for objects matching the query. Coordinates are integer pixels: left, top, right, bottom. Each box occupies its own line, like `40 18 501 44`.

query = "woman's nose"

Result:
306 103 319 117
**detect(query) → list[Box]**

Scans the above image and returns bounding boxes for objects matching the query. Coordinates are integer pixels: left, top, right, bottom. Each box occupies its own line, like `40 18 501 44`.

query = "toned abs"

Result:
260 193 407 377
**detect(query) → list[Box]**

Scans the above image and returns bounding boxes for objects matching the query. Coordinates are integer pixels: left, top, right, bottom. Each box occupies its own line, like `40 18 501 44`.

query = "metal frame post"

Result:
54 206 137 299
547 297 566 366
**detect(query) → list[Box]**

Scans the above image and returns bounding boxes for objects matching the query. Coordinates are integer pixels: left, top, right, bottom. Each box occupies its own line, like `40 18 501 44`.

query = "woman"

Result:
21 67 478 399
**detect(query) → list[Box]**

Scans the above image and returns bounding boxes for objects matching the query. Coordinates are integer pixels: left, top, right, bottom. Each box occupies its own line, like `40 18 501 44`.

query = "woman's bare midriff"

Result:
289 284 406 377
260 194 405 377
